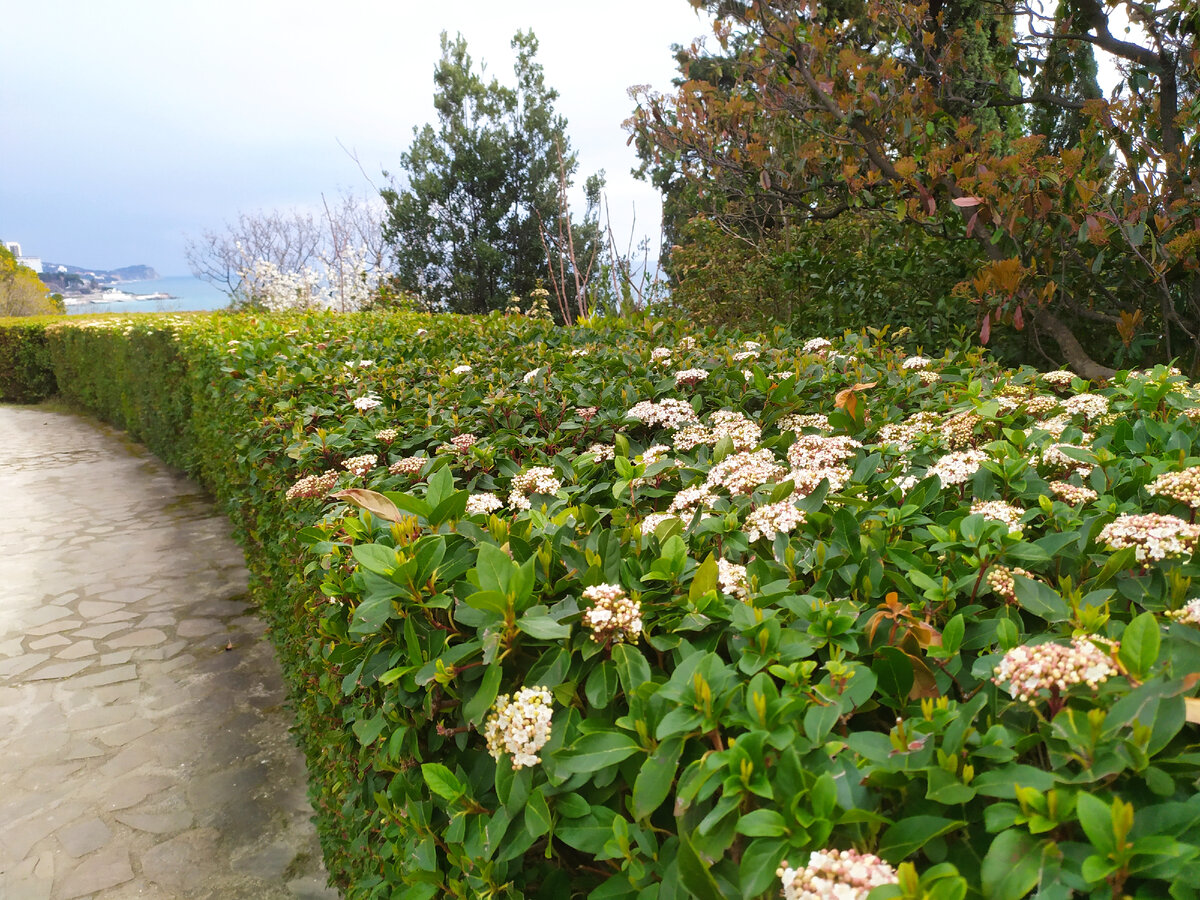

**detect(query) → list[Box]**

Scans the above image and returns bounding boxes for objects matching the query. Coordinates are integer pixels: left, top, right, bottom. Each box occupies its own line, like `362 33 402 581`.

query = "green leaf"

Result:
981 829 1044 900
421 762 465 801
632 737 683 820
690 554 719 601
475 541 514 594
878 815 964 862
353 543 399 577
1119 612 1161 680
461 663 503 727
738 838 788 899
613 643 651 698
516 608 571 640
1074 792 1116 855
677 827 725 900
942 614 965 653
873 646 915 707
352 712 386 747
524 787 552 838
349 589 400 637
558 730 642 774
736 809 787 837
586 660 620 708
1012 574 1070 623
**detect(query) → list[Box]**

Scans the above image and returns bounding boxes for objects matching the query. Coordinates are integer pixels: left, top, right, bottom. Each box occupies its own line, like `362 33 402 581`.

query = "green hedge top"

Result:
12 309 1200 900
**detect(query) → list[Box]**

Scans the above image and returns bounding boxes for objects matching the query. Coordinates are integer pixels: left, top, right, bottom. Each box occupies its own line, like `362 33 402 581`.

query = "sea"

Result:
64 275 233 315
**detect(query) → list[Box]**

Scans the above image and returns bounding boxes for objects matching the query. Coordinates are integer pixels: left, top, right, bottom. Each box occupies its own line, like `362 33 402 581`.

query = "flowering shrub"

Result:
10 312 1200 899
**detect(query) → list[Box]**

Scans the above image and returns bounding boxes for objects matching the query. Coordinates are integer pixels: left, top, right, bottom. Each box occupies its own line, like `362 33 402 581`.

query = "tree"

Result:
630 1 1200 377
382 31 601 316
185 192 387 311
0 247 61 316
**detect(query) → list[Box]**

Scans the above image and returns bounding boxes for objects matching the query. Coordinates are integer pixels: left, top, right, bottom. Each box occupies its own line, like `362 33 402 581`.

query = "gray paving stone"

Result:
25 660 91 681
54 640 96 661
56 847 133 899
0 405 339 900
57 816 112 857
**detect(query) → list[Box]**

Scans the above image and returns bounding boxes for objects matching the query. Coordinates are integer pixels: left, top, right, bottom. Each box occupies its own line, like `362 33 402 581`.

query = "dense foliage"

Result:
0 246 62 317
382 31 604 317
9 311 1200 899
630 1 1200 379
0 316 60 401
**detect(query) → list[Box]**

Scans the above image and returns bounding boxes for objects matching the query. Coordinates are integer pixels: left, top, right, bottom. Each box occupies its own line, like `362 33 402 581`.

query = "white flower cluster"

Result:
802 338 832 354
672 411 762 453
465 492 504 516
1049 480 1098 504
375 428 399 442
451 364 473 376
706 449 787 495
651 346 673 364
626 399 700 429
1167 599 1200 625
928 449 989 486
902 355 933 370
285 470 339 500
508 466 562 510
778 849 898 900
717 558 749 599
778 413 832 434
1024 394 1061 415
450 434 477 453
675 368 709 387
788 465 852 496
484 686 553 770
985 564 1035 604
640 512 681 534
787 435 861 470
388 456 427 476
993 637 1119 704
354 393 382 412
1064 392 1110 420
581 584 642 643
238 244 381 312
342 454 378 477
745 498 807 542
970 499 1027 533
1041 370 1077 387
668 485 719 517
919 371 941 384
583 443 616 461
1099 512 1200 562
1038 441 1092 477
875 411 942 451
1149 466 1200 508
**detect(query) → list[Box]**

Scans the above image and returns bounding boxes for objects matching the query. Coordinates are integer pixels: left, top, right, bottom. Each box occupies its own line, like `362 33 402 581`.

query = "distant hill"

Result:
40 263 159 296
44 263 158 281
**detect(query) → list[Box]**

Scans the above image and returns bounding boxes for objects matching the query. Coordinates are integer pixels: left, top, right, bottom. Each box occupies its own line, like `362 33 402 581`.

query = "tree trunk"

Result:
1034 307 1116 379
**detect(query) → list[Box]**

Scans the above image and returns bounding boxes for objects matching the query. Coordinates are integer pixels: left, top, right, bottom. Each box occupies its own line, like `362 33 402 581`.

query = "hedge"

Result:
6 310 1200 900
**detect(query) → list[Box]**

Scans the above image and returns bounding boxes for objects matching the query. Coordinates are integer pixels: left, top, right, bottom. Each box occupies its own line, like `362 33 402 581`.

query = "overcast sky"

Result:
1 1 710 275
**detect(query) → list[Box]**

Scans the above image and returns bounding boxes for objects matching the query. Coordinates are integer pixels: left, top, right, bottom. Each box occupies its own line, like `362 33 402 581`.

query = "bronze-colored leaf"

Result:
331 489 404 523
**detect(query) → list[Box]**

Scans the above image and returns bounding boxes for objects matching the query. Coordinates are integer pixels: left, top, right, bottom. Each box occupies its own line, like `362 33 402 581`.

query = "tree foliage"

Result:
0 246 61 317
185 193 387 311
382 31 602 317
630 0 1200 377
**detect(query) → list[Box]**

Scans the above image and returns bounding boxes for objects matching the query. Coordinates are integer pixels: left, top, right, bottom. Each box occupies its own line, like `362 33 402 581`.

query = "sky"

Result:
1 1 712 275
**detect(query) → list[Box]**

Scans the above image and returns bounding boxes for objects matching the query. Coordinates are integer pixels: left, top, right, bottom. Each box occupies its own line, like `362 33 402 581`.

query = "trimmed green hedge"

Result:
0 316 61 402
8 311 1200 900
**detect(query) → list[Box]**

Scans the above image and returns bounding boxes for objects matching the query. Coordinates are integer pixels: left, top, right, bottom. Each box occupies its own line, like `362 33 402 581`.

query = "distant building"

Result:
3 240 43 274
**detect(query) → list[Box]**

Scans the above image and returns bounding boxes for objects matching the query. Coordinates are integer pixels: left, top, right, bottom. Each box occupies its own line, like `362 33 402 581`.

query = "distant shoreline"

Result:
62 289 175 306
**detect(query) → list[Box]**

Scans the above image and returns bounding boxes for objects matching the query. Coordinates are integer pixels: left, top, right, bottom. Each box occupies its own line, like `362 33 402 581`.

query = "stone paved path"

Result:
0 404 340 900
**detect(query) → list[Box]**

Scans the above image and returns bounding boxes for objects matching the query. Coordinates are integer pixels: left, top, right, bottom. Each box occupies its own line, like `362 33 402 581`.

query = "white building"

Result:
3 241 43 274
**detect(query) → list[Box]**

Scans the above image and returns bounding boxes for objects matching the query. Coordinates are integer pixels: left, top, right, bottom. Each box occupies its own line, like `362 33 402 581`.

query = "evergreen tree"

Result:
383 31 597 315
